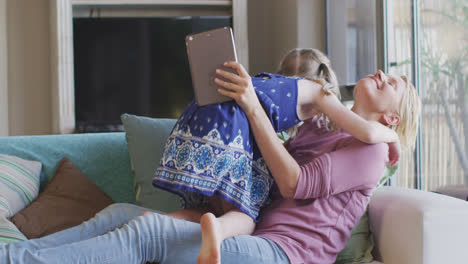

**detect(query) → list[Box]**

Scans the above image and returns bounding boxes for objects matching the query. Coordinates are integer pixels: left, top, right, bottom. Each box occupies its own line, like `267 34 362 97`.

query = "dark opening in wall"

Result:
73 16 232 133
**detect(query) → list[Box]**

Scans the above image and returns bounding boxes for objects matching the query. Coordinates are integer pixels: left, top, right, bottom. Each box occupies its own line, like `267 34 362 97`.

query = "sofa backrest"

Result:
0 133 135 203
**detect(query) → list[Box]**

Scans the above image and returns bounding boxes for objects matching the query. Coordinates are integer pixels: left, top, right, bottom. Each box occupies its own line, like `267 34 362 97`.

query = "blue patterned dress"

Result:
152 73 301 220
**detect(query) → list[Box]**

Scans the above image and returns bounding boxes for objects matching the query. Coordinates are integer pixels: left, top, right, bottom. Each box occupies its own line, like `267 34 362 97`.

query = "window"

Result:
326 0 379 85
328 0 467 191
386 0 416 188
388 0 467 191
419 0 467 191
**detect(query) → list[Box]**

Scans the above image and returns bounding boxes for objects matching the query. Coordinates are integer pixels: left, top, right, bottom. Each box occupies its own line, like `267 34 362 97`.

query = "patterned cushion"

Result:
0 154 42 244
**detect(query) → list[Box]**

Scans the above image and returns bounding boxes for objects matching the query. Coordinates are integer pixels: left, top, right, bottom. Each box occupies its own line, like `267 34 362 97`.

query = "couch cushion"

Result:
370 187 468 264
12 158 114 239
121 113 181 212
0 132 135 203
0 154 41 244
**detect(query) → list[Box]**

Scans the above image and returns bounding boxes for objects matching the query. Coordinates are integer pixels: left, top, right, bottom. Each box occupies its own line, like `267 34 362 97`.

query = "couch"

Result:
1 117 468 264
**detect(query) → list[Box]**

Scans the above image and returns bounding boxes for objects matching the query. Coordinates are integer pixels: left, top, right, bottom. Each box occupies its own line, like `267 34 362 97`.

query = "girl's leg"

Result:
142 195 222 223
160 194 225 223
197 200 255 264
164 205 212 223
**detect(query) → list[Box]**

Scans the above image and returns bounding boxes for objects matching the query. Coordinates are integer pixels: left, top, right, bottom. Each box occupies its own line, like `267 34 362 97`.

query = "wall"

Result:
0 0 7 136
247 0 269 74
7 0 51 136
248 0 298 74
248 0 326 75
4 0 326 135
297 0 326 52
327 0 348 84
269 0 299 72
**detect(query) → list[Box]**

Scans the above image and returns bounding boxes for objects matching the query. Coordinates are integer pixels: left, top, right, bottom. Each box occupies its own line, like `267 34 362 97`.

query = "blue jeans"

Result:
0 203 290 264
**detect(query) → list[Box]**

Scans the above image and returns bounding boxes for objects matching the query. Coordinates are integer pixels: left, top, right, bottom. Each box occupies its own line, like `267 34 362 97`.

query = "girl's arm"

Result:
296 79 399 144
215 62 301 198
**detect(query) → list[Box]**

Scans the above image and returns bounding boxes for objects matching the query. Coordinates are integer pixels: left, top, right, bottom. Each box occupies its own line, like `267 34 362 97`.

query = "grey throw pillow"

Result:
121 113 181 212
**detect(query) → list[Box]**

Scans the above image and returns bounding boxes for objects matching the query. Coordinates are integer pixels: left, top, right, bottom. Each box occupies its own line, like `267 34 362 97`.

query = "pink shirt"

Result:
253 119 388 264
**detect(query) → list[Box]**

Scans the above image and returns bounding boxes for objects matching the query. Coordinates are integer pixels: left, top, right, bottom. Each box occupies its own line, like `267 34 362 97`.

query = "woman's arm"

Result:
242 100 301 198
296 79 399 144
215 62 300 198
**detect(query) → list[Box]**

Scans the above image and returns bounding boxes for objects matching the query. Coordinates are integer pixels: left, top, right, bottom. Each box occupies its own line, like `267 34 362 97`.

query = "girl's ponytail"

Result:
318 63 340 100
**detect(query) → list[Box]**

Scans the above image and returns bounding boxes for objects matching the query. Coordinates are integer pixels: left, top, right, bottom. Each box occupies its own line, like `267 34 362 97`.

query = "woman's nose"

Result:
376 70 386 82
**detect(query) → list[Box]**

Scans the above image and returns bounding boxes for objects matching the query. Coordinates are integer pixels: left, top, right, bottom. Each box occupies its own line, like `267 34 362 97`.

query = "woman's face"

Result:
353 70 405 115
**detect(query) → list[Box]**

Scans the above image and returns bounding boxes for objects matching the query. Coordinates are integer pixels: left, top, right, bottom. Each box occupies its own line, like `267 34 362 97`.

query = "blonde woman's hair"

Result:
394 76 421 149
276 48 340 137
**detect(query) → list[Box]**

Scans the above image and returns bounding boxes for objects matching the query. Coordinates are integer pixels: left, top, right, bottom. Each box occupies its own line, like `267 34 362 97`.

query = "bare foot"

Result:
139 211 153 216
197 213 222 264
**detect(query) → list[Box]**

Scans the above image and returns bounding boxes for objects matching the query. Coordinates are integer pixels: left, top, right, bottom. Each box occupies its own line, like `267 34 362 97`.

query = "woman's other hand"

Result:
215 61 262 116
387 141 401 166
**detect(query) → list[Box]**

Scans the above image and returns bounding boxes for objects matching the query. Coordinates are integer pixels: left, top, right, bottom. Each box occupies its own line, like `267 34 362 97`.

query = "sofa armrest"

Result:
368 187 468 264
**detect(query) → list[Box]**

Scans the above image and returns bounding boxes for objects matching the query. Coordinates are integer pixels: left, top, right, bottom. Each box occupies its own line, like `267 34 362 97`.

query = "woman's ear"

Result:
383 112 400 126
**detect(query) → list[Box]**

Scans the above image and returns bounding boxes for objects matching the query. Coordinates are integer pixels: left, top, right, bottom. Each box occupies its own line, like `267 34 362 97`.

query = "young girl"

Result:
151 48 399 263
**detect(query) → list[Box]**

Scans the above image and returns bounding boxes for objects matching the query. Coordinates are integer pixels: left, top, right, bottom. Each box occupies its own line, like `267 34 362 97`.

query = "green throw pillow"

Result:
121 114 181 212
335 209 374 264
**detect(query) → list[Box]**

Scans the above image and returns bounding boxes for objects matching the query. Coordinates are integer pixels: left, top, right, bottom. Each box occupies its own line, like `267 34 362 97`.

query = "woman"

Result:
152 48 399 263
0 62 420 264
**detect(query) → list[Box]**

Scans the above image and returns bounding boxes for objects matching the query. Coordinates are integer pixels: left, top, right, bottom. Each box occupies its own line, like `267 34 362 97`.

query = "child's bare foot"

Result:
197 213 222 264
139 211 153 216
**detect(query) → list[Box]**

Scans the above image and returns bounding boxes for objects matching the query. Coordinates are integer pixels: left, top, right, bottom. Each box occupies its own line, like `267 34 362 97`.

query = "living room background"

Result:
3 0 464 194
0 0 326 137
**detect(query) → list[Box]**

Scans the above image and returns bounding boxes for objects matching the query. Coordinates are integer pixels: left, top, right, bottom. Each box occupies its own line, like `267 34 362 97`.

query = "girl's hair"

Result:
276 48 340 137
393 76 421 149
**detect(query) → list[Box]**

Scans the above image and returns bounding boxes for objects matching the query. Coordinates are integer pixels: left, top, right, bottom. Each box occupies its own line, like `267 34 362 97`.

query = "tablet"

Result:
185 27 238 106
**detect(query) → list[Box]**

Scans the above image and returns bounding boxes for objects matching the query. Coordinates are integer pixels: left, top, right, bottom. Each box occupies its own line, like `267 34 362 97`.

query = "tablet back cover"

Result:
186 27 238 106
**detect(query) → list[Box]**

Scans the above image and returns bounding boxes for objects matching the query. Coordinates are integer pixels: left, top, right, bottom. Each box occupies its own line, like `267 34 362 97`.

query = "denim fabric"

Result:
1 203 289 264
